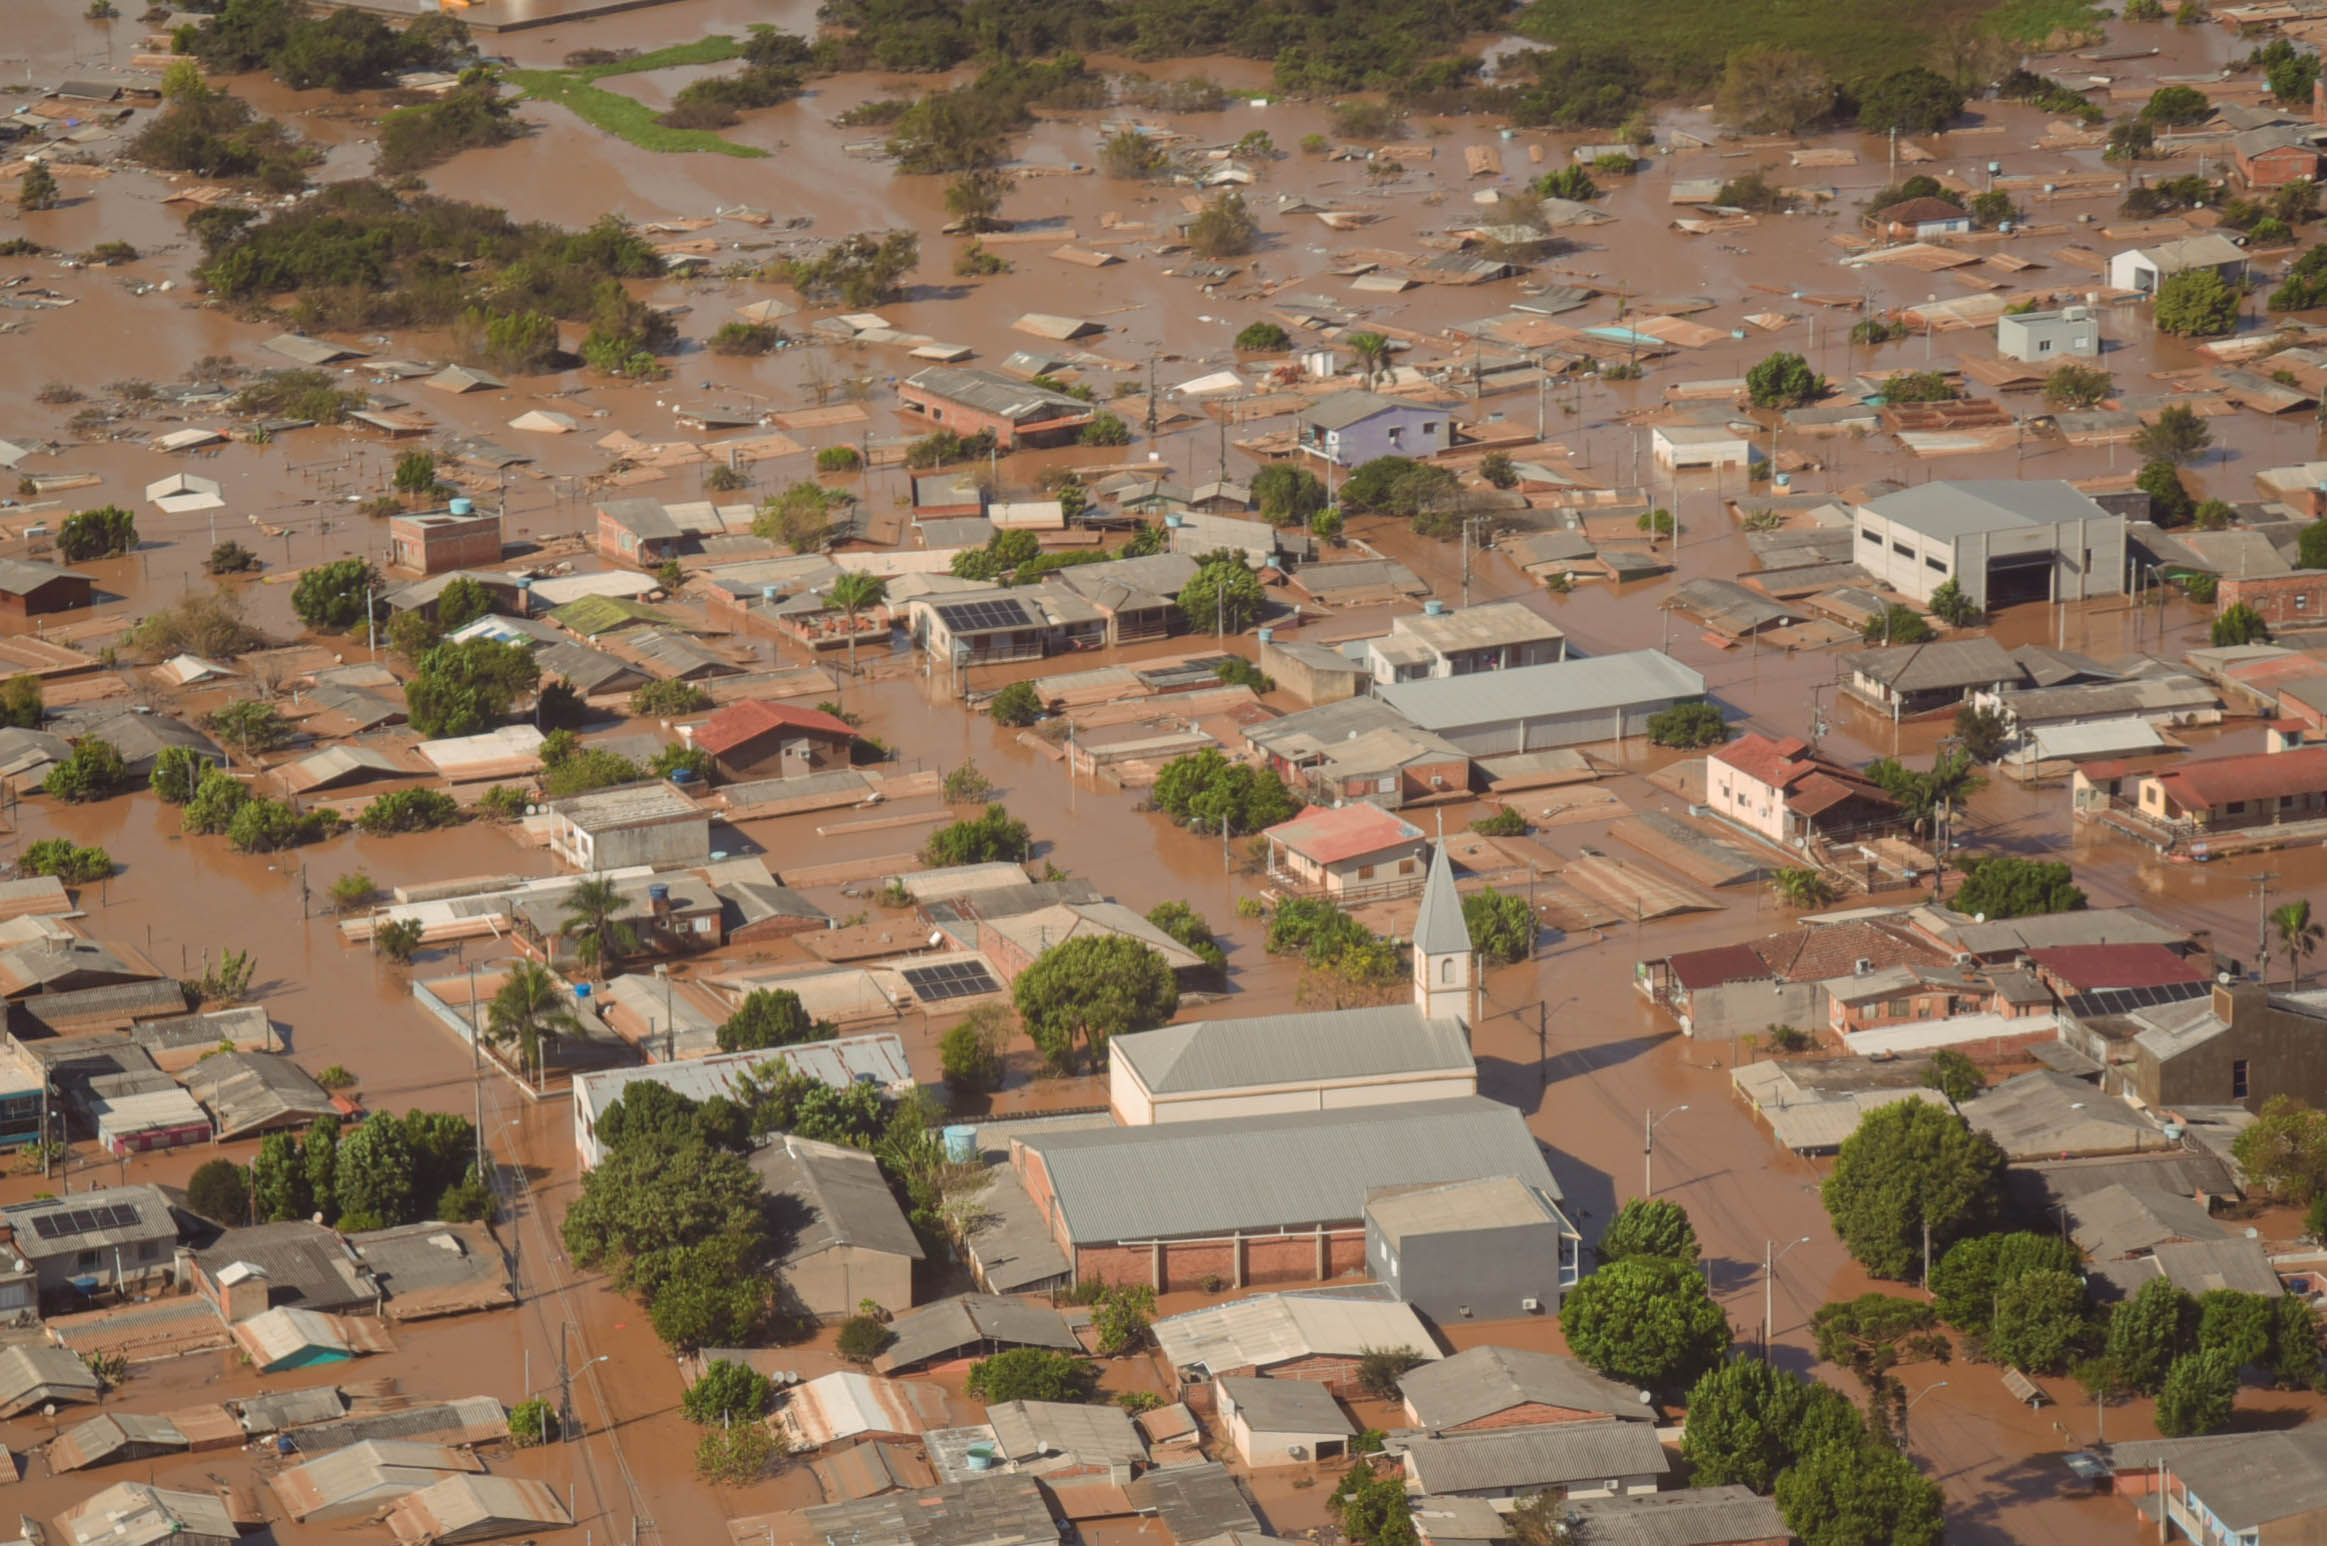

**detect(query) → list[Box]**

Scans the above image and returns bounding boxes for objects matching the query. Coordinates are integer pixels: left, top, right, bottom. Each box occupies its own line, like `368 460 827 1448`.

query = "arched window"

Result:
1441 958 1454 984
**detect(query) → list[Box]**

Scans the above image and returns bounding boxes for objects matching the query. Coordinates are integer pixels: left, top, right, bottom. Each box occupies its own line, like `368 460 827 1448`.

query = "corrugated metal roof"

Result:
1112 1005 1470 1097
1560 1487 1786 1546
778 1373 957 1450
1154 1291 1441 1376
749 1135 925 1264
60 1483 236 1546
1216 1376 1354 1436
2105 1428 2327 1532
986 1399 1145 1467
871 1294 1078 1373
1398 1347 1651 1430
2067 1182 2226 1262
1396 1421 1670 1493
1374 651 1704 732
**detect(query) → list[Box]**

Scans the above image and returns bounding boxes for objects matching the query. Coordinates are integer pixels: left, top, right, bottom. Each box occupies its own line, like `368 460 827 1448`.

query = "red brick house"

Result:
0 560 92 619
1398 1346 1658 1434
2218 569 2327 632
896 367 1096 450
689 699 858 781
388 504 502 575
2233 125 2323 191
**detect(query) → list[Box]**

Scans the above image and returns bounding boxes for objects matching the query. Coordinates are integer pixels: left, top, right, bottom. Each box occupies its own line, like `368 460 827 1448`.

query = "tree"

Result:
207 541 261 575
57 505 136 562
376 918 425 964
1645 701 1727 748
1926 577 1981 628
1559 1254 1732 1390
150 744 206 804
717 988 824 1052
2142 83 2213 125
2275 899 2324 984
1681 1360 1865 1493
291 557 379 632
755 480 851 553
2235 1096 2327 1202
1860 603 1935 645
1914 1048 1985 1109
2137 402 2217 465
2199 1287 2274 1370
836 1315 892 1363
1346 331 1394 388
485 958 582 1078
779 231 917 308
1854 67 1965 134
1811 1295 1944 1391
187 1158 251 1225
1340 456 1457 518
1863 749 1980 833
559 876 639 979
2106 1275 2199 1393
1715 45 1833 132
678 1359 771 1427
1251 463 1327 526
407 637 540 739
1186 191 1258 258
939 1006 1008 1091
1822 1101 2006 1279
18 839 111 884
1952 702 2010 762
2268 1294 2323 1390
2044 362 2114 409
1356 1346 1426 1399
1147 901 1225 971
2302 519 2327 572
1479 451 1519 490
2155 1349 2239 1435
2137 458 2196 527
827 569 888 675
966 1348 1095 1403
1951 854 2085 918
2153 269 2241 338
210 700 290 766
17 161 59 212
1772 867 1837 909
1335 1470 1418 1546
1235 321 1291 352
1988 1269 2091 1374
1150 749 1296 836
2214 601 2272 646
944 167 1013 232
1462 888 1534 966
43 738 127 803
1178 549 1266 634
989 680 1043 727
923 803 1032 865
393 449 438 497
1596 1198 1698 1265
333 1113 416 1230
1013 934 1179 1071
1090 1283 1157 1355
1746 352 1820 409
1774 1439 1945 1546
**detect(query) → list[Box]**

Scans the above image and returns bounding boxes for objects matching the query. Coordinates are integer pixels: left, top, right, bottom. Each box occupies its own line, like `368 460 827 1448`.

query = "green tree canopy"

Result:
965 1348 1095 1403
1461 888 1534 966
2153 268 2241 337
1596 1198 1699 1265
291 557 379 632
2233 1096 2327 1203
1679 1359 1865 1493
1853 66 1965 134
1013 934 1179 1072
1988 1268 2091 1374
1774 1438 1945 1546
1928 1231 2077 1334
1251 462 1327 526
406 637 541 739
2156 1349 2238 1435
1558 1254 1732 1390
1150 748 1297 836
2107 1275 2200 1394
1951 854 2086 918
1745 351 1821 408
922 803 1032 866
1177 549 1267 633
717 988 828 1052
1822 1101 2006 1279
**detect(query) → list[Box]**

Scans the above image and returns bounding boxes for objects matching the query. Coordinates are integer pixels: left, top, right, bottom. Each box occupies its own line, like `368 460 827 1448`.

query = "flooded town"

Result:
21 0 2327 1542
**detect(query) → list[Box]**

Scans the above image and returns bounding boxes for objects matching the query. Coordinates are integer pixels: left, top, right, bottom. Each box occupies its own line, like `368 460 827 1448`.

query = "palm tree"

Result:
486 959 581 1083
828 570 888 678
559 877 639 979
1346 332 1392 389
2274 899 2324 986
1771 867 1835 910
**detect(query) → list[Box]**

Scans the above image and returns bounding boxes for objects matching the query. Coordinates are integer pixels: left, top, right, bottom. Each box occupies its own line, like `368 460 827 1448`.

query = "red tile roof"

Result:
693 699 859 756
1715 733 1896 817
1711 733 1813 786
1264 802 1426 864
2152 745 2327 812
2030 944 2207 992
1666 943 1774 992
1752 919 1954 984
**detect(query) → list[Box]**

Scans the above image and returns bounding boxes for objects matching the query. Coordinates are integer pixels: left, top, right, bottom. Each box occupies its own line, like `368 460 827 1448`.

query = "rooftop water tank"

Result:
1256 627 1274 644
943 1124 978 1162
1423 598 1449 616
648 882 670 903
449 497 474 516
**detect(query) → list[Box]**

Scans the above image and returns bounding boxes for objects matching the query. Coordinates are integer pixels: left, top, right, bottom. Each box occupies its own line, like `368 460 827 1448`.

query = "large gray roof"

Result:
1862 479 2117 540
1399 1346 1652 1431
1413 842 1472 959
1299 390 1430 431
1015 1096 1556 1243
871 1294 1078 1374
2108 1428 2327 1530
1216 1375 1354 1436
1560 1488 1786 1546
751 1135 926 1264
904 367 1091 424
1374 651 1704 732
1394 1421 1670 1494
1842 635 2020 692
2066 1182 2226 1261
788 1476 1059 1546
1111 1004 1471 1096
1958 1071 2163 1161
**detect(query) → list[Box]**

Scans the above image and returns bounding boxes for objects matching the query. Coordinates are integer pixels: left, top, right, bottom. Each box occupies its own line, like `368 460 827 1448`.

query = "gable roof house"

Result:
5 1185 178 1302
2108 232 2250 295
1706 732 1899 847
1262 803 1431 900
594 497 687 567
1365 603 1566 683
1397 1345 1651 1434
1152 1290 1441 1389
898 368 1096 449
2105 1428 2327 1545
688 699 859 780
749 1134 925 1320
0 560 93 618
1842 636 2023 718
1388 1421 1671 1499
1296 391 1454 467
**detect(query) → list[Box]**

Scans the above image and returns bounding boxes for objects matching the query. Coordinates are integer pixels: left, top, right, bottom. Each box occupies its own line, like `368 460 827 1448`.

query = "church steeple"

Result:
1413 840 1474 1027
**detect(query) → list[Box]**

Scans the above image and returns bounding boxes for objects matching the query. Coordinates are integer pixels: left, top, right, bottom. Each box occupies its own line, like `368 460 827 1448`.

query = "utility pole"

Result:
1145 350 1158 442
2252 872 2281 983
467 960 485 1185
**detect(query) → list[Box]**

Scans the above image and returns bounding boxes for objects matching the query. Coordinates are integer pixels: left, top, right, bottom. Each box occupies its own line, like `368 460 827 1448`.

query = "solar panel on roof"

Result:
901 961 1002 1002
30 1215 61 1240
934 600 1032 632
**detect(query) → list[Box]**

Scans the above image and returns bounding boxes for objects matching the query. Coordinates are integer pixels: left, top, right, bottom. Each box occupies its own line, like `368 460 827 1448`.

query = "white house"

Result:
2106 233 2248 295
1650 424 1753 472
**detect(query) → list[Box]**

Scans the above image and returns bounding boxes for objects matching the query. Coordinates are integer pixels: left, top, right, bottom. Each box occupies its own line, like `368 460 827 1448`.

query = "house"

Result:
2073 981 2327 1111
2216 569 2327 631
689 700 858 780
905 590 1052 665
86 1077 211 1157
807 1441 935 1501
268 1440 484 1524
511 874 723 970
388 502 502 576
594 497 686 567
1152 1291 1441 1388
870 1294 1079 1375
1398 1346 1652 1432
1170 511 1312 571
2133 744 2327 831
2232 123 2323 190
1706 732 1899 846
1649 425 1753 472
1262 803 1430 899
2107 232 2249 295
1260 636 1371 705
984 1398 1147 1478
537 641 651 699
1215 1377 1356 1466
1638 915 1959 1041
1864 195 1974 240
2066 1183 2231 1267
1004 1096 1562 1289
542 782 710 871
348 1220 513 1321
50 709 222 780
1373 652 1706 755
1956 1071 2172 1161
0 1344 98 1415
1244 698 1470 809
978 902 1212 988
1295 391 1453 466
382 1474 573 1545
3 1185 178 1303
912 474 988 518
1996 305 2100 363
749 1134 924 1319
1850 479 2126 609
2104 1427 2327 1543
1389 1422 1671 1499
231 1303 393 1371
2030 942 2210 1013
58 1484 238 1546
1364 1182 1583 1323
761 1477 1057 1546
776 1372 961 1450
1842 636 2023 718
897 368 1096 449
0 559 93 618
189 1221 380 1319
178 1051 340 1140
1556 1490 1786 1546
1110 1003 1474 1125
49 1412 190 1473
1365 602 1565 682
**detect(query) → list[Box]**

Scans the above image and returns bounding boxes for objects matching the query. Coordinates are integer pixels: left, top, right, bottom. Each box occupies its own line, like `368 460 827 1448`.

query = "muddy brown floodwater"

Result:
2 0 2323 1541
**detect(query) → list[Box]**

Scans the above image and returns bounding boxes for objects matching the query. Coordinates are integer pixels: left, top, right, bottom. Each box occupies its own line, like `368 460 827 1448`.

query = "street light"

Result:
1643 1104 1689 1199
1900 1379 1949 1450
1763 1235 1811 1360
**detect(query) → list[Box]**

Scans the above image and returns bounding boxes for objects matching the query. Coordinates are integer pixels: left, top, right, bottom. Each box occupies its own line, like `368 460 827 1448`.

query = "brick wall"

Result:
1448 1403 1611 1433
2220 571 2327 629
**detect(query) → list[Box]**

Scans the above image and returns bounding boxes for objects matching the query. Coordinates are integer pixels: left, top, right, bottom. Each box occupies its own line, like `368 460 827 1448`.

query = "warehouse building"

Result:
1372 652 1705 755
1850 480 2126 610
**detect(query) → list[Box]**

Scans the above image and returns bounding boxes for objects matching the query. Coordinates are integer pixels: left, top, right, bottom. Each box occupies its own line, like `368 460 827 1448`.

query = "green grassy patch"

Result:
505 35 766 157
1512 0 1990 90
1980 0 2109 45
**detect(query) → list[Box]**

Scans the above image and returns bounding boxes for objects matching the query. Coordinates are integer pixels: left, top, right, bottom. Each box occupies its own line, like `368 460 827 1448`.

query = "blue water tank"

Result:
648 882 670 903
572 983 592 1000
450 497 474 516
943 1124 978 1162
668 768 697 785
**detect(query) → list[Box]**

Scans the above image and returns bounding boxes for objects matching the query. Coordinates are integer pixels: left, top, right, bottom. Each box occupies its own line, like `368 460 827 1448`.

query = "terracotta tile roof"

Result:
1665 943 1773 992
2031 944 2208 992
694 699 858 757
1714 733 1895 817
1263 803 1425 865
2152 745 2327 811
1710 732 1812 786
1786 769 1895 818
1751 919 1954 984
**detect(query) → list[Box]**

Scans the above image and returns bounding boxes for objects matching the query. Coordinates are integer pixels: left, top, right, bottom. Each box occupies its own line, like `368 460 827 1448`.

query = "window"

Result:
1357 864 1375 880
1888 999 1910 1018
1861 527 1881 544
1423 422 1439 435
1399 858 1417 874
1893 541 1915 558
1386 426 1404 447
2038 339 2053 353
1441 959 1455 984
76 1250 97 1270
1925 556 1947 573
139 1241 160 1261
2228 801 2247 815
2233 1059 2250 1099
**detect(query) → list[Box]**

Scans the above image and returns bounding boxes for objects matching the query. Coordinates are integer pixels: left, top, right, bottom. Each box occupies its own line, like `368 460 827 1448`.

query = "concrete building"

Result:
1850 479 2126 609
1215 1377 1356 1466
750 1134 924 1319
1372 652 1706 755
1995 306 2100 363
1244 697 1469 810
2 1185 177 1303
1259 636 1370 705
1556 1491 1786 1546
1005 1096 1562 1289
1706 732 1899 846
572 1035 913 1169
1390 1421 1670 1499
388 503 502 575
542 781 711 871
2074 981 2327 1111
1295 391 1453 466
1649 425 1753 472
1364 1179 1581 1322
1262 803 1430 900
1864 195 1975 240
1364 602 1565 682
2133 744 2327 831
2108 232 2249 294
897 368 1096 449
595 497 686 567
689 699 858 780
1398 1345 1652 1432
1107 1004 1475 1126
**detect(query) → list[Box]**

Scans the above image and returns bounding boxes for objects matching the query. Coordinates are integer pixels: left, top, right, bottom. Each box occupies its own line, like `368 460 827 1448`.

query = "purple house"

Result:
1297 390 1454 467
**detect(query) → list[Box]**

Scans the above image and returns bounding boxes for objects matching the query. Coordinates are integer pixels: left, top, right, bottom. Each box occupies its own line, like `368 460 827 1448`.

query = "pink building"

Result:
1708 733 1899 847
